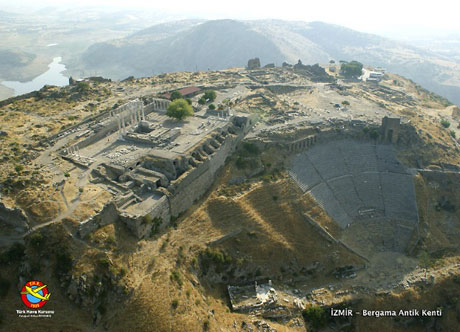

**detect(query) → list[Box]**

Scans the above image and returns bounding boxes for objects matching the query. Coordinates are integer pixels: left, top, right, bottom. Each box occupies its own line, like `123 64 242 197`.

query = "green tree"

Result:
208 104 216 110
170 91 183 101
204 90 216 102
166 99 194 120
198 97 206 105
441 119 450 128
77 81 90 92
302 306 328 329
369 129 379 140
341 61 363 78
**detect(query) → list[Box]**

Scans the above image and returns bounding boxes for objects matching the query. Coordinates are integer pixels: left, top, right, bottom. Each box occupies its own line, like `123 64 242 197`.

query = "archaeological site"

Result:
0 60 459 331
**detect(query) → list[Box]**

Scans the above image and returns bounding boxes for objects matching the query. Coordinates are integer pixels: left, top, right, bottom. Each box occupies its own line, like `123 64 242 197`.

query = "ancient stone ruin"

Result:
247 58 261 70
381 116 401 144
60 98 253 238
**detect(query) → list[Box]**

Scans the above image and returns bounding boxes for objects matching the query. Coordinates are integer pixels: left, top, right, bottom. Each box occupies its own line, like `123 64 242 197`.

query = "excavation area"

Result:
289 140 419 256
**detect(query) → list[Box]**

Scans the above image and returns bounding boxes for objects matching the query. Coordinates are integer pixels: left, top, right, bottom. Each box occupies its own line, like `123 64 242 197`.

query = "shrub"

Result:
15 164 24 173
170 91 183 101
199 248 233 274
453 275 460 284
419 251 434 270
64 172 70 178
302 306 328 329
77 81 90 92
369 129 379 140
97 257 111 270
441 119 451 128
149 217 162 237
341 100 350 105
106 235 116 246
170 270 183 287
198 97 206 105
28 232 44 248
166 98 194 120
450 130 456 138
208 103 216 110
340 61 363 78
171 298 179 309
185 98 192 105
204 90 216 102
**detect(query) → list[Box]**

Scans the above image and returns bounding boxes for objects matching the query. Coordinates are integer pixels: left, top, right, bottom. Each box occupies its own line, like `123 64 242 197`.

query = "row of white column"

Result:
68 145 80 156
152 99 169 110
116 106 145 135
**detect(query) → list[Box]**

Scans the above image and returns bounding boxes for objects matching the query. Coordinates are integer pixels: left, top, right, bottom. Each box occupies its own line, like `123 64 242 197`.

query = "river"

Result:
2 57 69 96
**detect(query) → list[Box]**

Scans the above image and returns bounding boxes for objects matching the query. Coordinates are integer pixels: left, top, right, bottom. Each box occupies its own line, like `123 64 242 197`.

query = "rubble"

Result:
228 280 277 313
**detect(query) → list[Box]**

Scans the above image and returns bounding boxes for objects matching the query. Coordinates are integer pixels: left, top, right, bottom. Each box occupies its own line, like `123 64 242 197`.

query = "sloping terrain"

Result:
77 20 285 79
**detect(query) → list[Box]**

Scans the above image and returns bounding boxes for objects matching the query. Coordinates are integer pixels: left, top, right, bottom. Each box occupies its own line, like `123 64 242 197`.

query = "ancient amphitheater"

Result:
289 139 419 255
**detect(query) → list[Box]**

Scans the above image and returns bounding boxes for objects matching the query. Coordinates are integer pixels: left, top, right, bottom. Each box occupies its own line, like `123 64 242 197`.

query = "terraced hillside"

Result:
289 140 419 255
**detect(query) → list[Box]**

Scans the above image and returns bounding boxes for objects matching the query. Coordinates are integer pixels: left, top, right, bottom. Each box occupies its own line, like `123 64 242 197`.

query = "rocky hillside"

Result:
75 20 285 79
71 19 460 105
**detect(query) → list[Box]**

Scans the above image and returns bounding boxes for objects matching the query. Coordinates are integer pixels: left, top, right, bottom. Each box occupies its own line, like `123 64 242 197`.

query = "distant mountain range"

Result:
67 19 460 105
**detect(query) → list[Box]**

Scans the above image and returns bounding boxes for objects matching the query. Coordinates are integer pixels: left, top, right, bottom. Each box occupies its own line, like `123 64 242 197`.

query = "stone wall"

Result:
78 202 119 238
79 116 250 239
121 195 171 238
168 129 244 217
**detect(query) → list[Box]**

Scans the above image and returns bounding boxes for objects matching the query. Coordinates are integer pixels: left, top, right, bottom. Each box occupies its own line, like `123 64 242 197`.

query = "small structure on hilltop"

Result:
293 60 334 82
247 58 261 70
162 86 201 100
381 116 401 144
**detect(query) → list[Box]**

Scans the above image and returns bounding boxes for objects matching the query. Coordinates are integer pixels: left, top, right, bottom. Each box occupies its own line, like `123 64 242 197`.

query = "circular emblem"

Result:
20 280 51 308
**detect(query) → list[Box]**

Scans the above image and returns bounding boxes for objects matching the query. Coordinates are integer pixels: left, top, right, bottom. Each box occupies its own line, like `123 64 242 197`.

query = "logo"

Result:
20 280 51 309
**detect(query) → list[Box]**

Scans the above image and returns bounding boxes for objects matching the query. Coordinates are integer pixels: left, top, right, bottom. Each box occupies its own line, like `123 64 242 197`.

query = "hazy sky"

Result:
3 0 460 37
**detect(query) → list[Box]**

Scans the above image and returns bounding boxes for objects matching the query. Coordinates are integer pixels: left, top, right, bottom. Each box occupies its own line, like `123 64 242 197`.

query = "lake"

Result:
2 57 69 96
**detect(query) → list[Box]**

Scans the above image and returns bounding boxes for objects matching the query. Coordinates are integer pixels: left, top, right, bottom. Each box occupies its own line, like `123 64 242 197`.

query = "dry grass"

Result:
355 277 460 332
